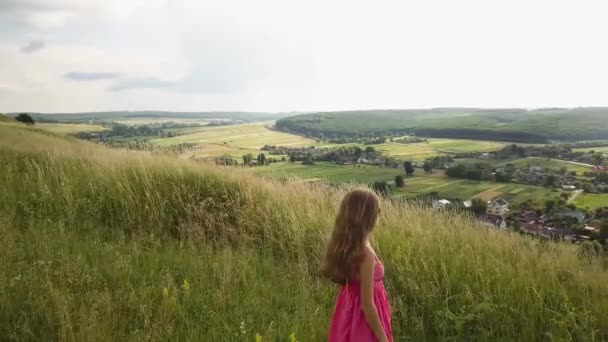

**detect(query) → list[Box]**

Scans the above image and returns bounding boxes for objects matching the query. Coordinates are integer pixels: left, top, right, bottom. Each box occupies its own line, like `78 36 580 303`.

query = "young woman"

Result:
323 189 392 342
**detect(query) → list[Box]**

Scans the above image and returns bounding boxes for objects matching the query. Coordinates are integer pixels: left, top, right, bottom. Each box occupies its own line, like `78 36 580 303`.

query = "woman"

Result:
323 189 392 342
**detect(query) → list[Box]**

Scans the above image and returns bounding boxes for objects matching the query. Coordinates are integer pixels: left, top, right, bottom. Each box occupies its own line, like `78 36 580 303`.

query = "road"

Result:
567 189 584 204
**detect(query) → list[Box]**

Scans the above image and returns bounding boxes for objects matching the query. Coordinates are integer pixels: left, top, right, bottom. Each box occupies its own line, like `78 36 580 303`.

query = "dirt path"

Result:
567 189 583 204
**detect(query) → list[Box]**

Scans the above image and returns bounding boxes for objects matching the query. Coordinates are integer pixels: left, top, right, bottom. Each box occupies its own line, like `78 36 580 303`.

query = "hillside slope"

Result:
276 108 608 143
0 122 607 340
8 111 287 123
0 113 14 122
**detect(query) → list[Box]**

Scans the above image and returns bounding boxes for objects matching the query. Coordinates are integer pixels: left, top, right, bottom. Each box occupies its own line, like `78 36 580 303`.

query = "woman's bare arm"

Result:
360 250 389 342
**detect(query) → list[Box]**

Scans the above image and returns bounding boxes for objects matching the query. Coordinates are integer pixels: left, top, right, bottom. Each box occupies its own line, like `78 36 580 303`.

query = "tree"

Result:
423 162 433 174
242 153 254 166
545 175 557 187
470 198 487 216
372 181 390 196
364 146 376 153
15 113 35 125
545 199 556 212
289 154 296 163
466 170 482 181
599 221 608 246
403 161 415 176
394 175 404 187
257 153 267 166
560 192 571 201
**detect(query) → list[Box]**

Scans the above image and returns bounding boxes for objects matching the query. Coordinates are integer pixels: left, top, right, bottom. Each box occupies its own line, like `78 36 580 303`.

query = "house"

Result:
432 199 452 210
480 214 507 229
479 152 494 160
554 209 586 223
519 209 538 223
592 165 608 172
562 185 577 191
520 222 555 239
487 198 510 217
530 166 543 173
463 200 472 208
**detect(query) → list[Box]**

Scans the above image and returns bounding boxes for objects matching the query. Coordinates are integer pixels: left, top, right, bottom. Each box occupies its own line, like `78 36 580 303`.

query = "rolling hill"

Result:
276 108 608 143
0 121 607 340
7 111 288 123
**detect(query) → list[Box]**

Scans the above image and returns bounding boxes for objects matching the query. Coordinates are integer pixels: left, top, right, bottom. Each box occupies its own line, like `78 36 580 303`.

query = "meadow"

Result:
574 194 608 210
28 122 108 135
1 121 607 341
152 122 316 158
372 139 506 160
501 157 592 175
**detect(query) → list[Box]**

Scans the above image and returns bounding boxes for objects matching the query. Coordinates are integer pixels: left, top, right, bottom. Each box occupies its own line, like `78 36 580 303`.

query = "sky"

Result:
1 0 607 113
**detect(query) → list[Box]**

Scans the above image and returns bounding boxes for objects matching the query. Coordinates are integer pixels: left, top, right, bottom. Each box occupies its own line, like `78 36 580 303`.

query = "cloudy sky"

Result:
1 0 607 112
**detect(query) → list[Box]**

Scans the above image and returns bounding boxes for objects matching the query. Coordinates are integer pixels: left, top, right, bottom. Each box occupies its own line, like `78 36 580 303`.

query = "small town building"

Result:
487 198 510 217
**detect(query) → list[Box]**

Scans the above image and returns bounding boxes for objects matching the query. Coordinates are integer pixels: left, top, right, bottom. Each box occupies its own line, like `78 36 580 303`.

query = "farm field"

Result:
255 162 404 184
573 193 608 210
113 117 213 125
573 146 608 153
256 162 562 207
35 123 108 135
366 139 508 160
501 157 592 174
151 122 316 158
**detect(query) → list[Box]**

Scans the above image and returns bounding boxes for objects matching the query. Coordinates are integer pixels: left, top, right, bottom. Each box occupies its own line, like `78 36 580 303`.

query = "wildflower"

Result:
255 333 262 342
289 333 297 342
162 287 169 298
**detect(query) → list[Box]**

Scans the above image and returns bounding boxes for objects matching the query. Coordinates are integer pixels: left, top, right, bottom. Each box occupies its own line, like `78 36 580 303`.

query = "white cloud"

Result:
1 0 607 112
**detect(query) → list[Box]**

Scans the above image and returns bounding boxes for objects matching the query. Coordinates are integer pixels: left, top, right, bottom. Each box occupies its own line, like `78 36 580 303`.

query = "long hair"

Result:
322 189 380 285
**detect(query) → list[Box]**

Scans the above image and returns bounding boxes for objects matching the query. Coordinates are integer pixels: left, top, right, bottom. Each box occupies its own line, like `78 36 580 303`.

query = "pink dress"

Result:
328 257 392 342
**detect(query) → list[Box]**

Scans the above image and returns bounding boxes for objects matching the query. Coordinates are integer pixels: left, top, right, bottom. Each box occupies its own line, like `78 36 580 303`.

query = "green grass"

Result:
1 122 608 341
573 194 608 210
255 162 404 183
573 146 608 153
35 123 109 135
0 114 14 122
502 157 592 175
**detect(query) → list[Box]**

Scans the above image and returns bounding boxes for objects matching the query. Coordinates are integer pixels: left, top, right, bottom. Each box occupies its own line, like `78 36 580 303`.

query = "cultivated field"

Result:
373 139 507 160
255 162 560 207
573 146 608 154
501 157 592 175
152 122 316 158
573 193 608 210
35 123 108 135
255 162 404 184
113 117 212 125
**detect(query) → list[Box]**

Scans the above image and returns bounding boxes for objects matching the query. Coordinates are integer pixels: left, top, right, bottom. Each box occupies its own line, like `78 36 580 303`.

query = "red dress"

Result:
328 257 392 341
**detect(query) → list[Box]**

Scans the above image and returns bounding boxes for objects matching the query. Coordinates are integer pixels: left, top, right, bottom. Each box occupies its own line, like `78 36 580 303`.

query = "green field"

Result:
374 139 507 160
256 162 562 207
152 122 316 158
114 117 212 125
501 157 592 174
36 123 108 135
255 162 404 184
573 193 608 210
573 146 608 153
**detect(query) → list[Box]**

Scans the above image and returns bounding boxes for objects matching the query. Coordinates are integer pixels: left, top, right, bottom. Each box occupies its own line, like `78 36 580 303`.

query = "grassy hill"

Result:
0 113 14 122
0 122 607 340
8 111 287 123
276 108 608 143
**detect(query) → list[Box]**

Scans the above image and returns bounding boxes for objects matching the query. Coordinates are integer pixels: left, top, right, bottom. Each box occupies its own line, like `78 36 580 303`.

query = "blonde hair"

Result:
322 189 380 285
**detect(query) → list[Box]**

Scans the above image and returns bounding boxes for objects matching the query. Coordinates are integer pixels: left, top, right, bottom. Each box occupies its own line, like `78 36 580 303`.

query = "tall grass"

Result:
1 123 607 341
